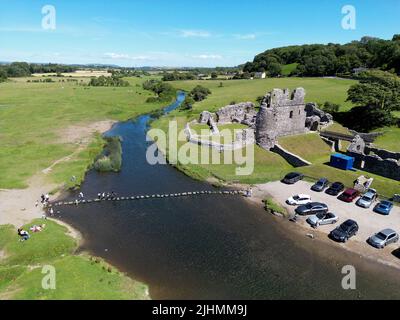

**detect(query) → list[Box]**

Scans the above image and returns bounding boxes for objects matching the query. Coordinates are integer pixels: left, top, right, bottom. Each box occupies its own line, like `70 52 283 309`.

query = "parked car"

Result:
326 182 345 196
338 188 360 203
330 219 359 243
356 189 378 208
311 178 329 192
295 202 329 216
286 194 312 206
374 200 394 215
307 212 339 228
282 172 304 185
368 229 399 249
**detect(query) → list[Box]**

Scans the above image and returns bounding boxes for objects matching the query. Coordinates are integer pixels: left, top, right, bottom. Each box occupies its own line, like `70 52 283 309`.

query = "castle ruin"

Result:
256 88 307 149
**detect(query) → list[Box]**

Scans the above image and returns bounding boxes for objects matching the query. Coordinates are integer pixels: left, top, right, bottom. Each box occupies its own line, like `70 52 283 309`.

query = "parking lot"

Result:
255 180 400 250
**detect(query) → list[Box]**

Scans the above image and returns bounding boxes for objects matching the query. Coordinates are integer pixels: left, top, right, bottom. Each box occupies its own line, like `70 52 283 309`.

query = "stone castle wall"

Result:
256 88 307 150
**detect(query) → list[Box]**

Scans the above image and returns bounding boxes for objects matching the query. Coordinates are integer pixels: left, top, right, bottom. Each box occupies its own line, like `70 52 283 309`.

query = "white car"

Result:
286 194 312 206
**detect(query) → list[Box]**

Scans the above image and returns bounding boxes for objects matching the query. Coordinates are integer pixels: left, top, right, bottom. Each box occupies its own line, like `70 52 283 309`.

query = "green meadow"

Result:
0 76 167 189
170 77 357 113
0 220 148 300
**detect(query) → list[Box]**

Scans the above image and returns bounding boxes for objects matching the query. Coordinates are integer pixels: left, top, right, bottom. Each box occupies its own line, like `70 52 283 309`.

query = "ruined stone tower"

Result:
255 88 307 150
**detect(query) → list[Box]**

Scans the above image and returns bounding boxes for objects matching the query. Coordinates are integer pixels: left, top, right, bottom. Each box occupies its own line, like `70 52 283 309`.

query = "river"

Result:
57 92 400 300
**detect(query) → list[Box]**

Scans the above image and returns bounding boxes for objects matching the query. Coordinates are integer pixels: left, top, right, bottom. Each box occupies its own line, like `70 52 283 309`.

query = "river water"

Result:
57 92 400 299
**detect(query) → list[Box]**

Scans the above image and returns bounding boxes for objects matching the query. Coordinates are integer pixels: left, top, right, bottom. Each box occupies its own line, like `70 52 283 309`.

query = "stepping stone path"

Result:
51 190 248 207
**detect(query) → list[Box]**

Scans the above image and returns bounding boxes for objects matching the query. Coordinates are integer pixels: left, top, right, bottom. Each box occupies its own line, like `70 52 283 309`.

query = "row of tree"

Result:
88 75 130 87
243 35 400 77
0 62 78 79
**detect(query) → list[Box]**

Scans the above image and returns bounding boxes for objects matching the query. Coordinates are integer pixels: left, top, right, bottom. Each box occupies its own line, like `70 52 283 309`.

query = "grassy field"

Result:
0 76 167 189
278 133 333 163
150 115 292 184
281 63 299 76
373 127 400 152
0 220 148 300
170 77 356 113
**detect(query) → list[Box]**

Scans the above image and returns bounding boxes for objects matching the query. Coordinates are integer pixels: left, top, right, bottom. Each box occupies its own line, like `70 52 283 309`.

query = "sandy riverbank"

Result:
242 181 400 271
0 120 115 228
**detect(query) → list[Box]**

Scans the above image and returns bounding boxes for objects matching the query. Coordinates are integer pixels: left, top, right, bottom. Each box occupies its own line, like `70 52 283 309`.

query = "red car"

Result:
339 188 360 203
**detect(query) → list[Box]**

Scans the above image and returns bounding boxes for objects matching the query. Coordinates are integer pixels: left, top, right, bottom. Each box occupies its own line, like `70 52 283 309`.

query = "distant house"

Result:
353 67 368 75
254 72 266 79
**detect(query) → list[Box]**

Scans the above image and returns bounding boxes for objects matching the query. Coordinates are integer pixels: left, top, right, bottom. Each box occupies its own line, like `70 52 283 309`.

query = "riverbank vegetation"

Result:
264 197 288 217
0 220 148 300
94 136 122 172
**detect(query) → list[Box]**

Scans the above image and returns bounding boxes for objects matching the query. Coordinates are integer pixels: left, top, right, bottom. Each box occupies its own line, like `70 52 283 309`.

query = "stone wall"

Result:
216 102 256 125
273 143 312 168
347 137 400 181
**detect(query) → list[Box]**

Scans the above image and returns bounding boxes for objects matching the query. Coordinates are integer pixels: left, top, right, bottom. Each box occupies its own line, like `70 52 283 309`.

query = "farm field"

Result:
0 76 166 189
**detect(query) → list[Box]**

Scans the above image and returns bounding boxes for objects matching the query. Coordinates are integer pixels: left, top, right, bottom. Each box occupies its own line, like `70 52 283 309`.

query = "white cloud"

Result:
179 29 211 38
192 54 223 60
235 33 257 40
104 53 153 61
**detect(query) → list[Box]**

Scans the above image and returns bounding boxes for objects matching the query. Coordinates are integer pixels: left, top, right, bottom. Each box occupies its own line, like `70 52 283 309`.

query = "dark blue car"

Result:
374 200 394 215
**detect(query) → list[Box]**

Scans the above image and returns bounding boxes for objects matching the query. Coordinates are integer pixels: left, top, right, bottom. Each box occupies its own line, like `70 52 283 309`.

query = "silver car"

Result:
368 229 399 249
356 189 377 208
307 212 339 228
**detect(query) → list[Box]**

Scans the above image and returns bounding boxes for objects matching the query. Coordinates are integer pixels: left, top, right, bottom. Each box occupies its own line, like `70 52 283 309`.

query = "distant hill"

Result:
243 35 400 77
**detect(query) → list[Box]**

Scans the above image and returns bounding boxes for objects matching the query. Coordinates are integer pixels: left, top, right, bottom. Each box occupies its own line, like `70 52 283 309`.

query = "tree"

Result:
347 70 400 111
189 85 211 102
211 72 218 79
322 102 340 114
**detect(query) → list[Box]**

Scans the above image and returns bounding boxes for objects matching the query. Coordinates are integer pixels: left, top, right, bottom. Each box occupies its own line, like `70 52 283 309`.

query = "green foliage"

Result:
162 71 196 81
94 136 122 172
142 79 175 102
88 75 130 87
347 70 400 111
264 198 288 217
338 70 400 131
189 85 211 102
243 35 400 76
322 101 341 114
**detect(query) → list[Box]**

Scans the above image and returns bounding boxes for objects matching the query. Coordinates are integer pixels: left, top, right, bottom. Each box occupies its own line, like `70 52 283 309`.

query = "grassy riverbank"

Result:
0 76 168 190
0 219 148 300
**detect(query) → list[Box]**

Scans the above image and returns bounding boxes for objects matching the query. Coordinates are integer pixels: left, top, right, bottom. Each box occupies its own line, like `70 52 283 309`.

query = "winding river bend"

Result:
58 93 400 299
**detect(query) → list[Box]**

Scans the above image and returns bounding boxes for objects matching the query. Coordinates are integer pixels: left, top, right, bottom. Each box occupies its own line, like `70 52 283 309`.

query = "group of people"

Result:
36 193 50 208
17 224 46 242
97 191 117 200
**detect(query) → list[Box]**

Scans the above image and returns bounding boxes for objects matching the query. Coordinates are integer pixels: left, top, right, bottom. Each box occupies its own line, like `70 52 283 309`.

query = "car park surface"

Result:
255 180 400 246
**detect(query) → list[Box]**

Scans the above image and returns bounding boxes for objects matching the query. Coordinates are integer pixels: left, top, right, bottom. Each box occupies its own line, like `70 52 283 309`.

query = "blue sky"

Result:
0 0 399 67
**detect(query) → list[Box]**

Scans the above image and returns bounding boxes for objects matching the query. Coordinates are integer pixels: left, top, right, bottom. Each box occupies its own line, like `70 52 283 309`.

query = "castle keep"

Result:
256 88 307 150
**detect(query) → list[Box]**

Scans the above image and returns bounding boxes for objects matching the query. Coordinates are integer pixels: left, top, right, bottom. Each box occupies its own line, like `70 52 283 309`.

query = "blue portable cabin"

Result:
330 153 355 171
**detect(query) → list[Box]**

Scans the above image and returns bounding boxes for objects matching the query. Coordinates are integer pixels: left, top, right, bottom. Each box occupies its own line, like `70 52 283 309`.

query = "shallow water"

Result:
57 93 400 299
